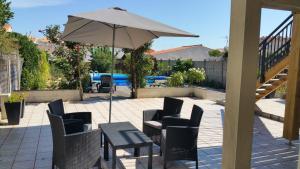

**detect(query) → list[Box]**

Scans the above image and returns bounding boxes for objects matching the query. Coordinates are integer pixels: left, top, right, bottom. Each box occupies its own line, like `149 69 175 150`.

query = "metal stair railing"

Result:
258 14 293 83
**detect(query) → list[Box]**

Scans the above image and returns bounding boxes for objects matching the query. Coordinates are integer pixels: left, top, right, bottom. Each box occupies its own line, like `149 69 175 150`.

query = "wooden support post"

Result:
298 149 300 169
283 13 300 141
222 0 261 168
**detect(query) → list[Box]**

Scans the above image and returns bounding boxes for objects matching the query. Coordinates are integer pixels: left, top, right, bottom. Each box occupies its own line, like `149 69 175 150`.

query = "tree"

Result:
90 47 112 73
172 59 193 72
43 25 61 44
11 33 41 90
123 41 153 98
39 51 51 88
0 0 13 27
43 25 89 99
11 33 40 69
209 49 223 57
154 61 171 76
0 31 17 54
124 54 154 88
0 0 16 54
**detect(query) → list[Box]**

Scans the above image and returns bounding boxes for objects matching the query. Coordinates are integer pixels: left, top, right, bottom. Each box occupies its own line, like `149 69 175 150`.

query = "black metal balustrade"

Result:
258 14 293 83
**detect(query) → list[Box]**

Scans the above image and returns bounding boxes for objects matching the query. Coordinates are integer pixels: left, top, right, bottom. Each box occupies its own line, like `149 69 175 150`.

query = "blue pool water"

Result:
90 73 168 86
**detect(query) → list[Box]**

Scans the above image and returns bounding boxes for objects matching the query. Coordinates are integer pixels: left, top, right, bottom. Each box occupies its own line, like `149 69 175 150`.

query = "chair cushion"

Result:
144 121 162 129
63 119 84 134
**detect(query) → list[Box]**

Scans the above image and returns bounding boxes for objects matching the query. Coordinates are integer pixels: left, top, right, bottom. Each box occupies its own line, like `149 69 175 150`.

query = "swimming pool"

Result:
90 73 168 86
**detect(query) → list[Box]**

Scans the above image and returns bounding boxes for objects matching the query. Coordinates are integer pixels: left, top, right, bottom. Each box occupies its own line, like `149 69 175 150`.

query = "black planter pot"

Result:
21 99 25 118
4 102 21 125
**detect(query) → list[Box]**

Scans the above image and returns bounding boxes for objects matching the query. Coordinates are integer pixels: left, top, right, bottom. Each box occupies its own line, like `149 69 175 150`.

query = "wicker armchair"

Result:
161 105 203 169
48 99 92 134
143 97 183 145
47 111 101 169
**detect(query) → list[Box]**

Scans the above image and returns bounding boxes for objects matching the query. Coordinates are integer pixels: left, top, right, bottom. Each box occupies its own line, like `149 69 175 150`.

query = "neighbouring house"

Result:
3 23 12 32
148 44 222 61
148 45 227 88
29 36 92 63
29 36 56 54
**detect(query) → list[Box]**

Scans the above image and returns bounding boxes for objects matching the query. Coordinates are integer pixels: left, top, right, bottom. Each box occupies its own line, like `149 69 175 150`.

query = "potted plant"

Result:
4 93 22 125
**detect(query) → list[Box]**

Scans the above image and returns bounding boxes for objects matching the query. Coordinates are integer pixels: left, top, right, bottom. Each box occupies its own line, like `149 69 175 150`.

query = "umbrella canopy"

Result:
61 7 198 123
62 7 198 49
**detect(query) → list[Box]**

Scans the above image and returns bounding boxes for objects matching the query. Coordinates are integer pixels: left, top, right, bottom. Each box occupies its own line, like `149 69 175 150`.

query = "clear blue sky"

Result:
10 0 290 50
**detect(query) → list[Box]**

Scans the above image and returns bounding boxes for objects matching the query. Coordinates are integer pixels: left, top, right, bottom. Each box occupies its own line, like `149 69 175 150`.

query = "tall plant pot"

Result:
21 99 25 118
4 102 21 125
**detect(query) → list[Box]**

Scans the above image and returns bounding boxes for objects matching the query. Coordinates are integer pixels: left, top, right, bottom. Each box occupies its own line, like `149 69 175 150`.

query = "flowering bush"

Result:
186 68 206 85
167 72 185 87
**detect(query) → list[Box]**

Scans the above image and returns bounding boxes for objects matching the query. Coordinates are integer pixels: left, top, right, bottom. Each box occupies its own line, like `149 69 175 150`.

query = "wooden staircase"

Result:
255 14 293 102
256 57 289 101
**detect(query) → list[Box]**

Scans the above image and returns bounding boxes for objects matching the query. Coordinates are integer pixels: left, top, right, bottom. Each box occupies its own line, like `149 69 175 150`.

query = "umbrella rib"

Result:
62 20 94 40
148 31 159 38
98 21 114 29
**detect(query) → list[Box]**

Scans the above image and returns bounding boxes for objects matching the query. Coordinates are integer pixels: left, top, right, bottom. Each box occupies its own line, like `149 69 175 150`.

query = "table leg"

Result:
148 144 153 169
104 135 109 161
112 148 117 169
134 147 140 157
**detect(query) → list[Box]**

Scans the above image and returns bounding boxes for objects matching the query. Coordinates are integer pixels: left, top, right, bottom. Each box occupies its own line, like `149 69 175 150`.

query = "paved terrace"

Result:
0 97 299 169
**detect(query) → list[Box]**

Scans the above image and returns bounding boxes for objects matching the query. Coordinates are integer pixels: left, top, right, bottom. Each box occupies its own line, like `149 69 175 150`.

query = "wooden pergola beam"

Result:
261 0 300 11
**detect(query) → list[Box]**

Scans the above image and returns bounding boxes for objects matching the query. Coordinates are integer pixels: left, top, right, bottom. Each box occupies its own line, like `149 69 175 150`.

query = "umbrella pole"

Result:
109 25 116 123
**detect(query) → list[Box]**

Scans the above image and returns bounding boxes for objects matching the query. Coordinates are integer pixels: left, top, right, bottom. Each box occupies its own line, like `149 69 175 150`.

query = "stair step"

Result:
277 73 288 76
256 88 267 93
262 84 273 88
268 79 280 83
256 93 263 99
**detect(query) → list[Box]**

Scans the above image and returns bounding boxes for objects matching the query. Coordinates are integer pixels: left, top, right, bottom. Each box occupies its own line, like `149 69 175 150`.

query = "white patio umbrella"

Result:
61 7 198 123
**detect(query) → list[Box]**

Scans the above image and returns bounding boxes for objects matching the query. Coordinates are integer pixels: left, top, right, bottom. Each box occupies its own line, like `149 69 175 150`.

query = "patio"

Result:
0 97 298 169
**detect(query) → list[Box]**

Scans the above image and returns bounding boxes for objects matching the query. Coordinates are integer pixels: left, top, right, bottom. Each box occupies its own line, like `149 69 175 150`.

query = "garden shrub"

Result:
156 61 171 75
124 54 154 88
186 68 206 85
167 72 185 87
38 51 51 89
81 73 92 92
11 32 48 90
209 49 223 57
90 47 112 73
172 59 193 72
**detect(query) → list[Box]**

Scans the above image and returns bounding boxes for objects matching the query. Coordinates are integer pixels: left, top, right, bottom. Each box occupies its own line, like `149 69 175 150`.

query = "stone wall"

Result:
15 90 81 103
161 60 227 87
194 60 227 87
193 87 226 101
137 87 194 98
137 87 225 101
0 53 22 94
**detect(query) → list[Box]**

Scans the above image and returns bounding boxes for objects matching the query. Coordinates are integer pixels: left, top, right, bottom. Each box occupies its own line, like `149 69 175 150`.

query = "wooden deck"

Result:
0 97 298 169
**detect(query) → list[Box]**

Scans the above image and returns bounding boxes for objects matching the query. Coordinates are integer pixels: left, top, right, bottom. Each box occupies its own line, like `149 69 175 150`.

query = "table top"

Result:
99 122 152 148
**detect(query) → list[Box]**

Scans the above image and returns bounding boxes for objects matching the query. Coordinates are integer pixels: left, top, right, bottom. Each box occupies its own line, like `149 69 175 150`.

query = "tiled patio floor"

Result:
0 97 298 169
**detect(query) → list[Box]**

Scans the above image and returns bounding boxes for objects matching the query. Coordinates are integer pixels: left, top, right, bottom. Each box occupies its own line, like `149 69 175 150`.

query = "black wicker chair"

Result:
48 99 92 134
161 105 204 169
143 97 183 145
47 111 101 169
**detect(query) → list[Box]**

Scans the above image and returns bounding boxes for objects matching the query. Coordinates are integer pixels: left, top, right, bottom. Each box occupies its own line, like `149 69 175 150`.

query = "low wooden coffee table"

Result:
99 122 153 169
